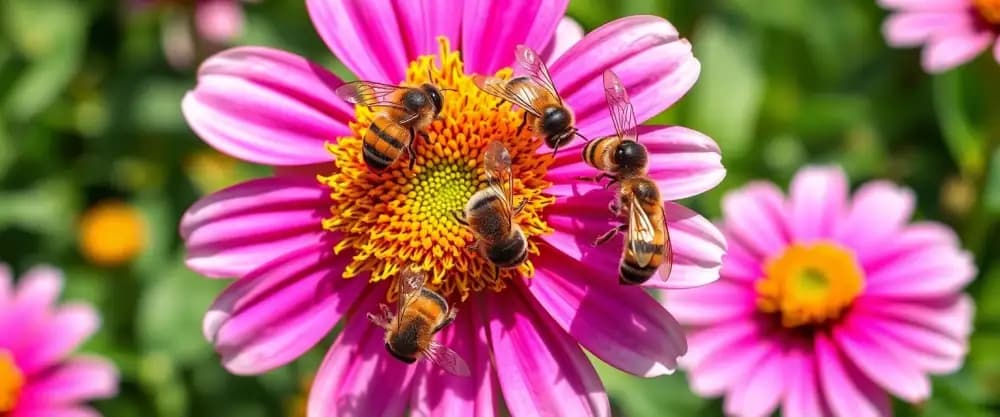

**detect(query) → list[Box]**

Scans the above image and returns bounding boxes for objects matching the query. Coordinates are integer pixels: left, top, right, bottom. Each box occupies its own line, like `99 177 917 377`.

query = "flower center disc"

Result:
755 242 865 328
319 38 554 301
0 350 24 412
975 0 1000 24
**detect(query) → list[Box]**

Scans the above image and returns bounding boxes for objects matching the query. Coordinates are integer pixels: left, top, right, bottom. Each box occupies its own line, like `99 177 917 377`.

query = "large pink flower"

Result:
180 1 726 416
664 166 976 417
0 265 119 417
880 0 1000 72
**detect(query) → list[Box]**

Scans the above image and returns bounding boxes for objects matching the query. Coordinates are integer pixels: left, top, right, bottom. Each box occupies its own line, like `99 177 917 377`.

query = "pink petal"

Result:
180 176 330 278
552 16 699 139
15 266 63 311
0 263 11 302
878 0 971 11
195 0 243 43
680 318 763 371
832 320 931 402
994 34 1000 63
541 17 585 65
882 11 974 47
205 245 365 375
860 221 959 271
306 0 410 82
487 288 609 417
392 0 464 63
922 27 994 73
720 235 766 283
182 47 353 166
853 313 967 373
308 289 417 417
526 248 685 377
17 304 99 375
662 280 756 326
852 295 973 344
411 300 497 417
722 348 784 417
721 181 789 259
788 166 848 241
835 180 914 258
863 244 975 298
686 326 776 396
815 333 890 417
782 345 828 417
543 181 725 290
11 407 99 417
461 0 568 74
548 126 724 201
20 356 118 405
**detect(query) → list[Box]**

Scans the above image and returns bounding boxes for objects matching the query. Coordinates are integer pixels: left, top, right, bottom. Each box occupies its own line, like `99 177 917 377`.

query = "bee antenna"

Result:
441 88 458 93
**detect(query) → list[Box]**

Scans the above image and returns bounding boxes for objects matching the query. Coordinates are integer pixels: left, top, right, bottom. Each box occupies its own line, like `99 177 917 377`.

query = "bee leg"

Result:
603 177 619 189
452 210 468 226
593 224 627 246
577 173 616 184
608 200 622 215
513 198 528 215
433 308 458 333
515 112 529 136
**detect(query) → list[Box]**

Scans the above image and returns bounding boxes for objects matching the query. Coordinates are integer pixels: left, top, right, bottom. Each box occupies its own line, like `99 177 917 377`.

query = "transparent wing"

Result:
473 75 544 118
514 45 562 105
483 140 514 220
627 194 656 268
602 70 638 142
425 340 471 377
395 266 426 330
657 224 674 282
335 81 407 107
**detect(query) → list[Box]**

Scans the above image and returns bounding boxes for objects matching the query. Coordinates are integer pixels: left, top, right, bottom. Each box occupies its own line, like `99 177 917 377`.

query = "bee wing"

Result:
473 75 544 118
627 194 656 268
602 70 638 142
514 45 562 105
657 224 674 282
483 140 515 219
425 340 471 377
395 267 427 327
335 81 408 108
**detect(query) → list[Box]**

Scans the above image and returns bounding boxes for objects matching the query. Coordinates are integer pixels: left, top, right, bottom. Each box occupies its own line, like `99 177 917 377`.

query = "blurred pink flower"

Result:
880 0 1000 72
132 0 246 69
179 1 726 416
665 166 976 417
0 265 118 417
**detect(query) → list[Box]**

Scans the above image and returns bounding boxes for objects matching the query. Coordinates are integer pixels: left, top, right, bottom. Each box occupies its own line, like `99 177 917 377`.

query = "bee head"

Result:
422 84 444 116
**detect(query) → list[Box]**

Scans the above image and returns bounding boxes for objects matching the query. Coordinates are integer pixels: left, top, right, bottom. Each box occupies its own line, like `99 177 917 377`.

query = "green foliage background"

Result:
0 0 998 416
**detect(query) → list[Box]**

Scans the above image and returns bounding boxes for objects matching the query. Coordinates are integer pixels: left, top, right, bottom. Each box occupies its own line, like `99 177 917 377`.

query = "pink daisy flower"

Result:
664 166 976 417
0 264 119 417
132 0 247 69
179 1 726 416
880 0 1000 73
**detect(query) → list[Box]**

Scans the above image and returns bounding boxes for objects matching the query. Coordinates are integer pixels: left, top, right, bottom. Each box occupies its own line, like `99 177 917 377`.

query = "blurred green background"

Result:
0 0 998 416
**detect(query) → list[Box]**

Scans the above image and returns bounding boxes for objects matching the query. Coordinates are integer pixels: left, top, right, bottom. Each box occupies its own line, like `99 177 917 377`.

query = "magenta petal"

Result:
548 126 724 201
864 244 975 298
832 320 931 402
204 246 365 375
815 333 890 417
788 166 848 241
552 16 699 138
922 27 994 73
308 289 417 417
11 407 99 417
878 0 969 10
852 295 973 344
306 0 410 82
722 348 784 417
411 299 497 417
859 221 958 271
487 288 610 417
782 346 827 417
686 327 776 396
543 181 725 290
854 314 966 373
20 356 118 405
182 47 353 166
180 177 330 278
722 182 789 259
835 181 914 257
662 280 756 326
461 0 568 74
541 17 585 65
14 266 63 312
384 0 464 63
994 35 1000 63
526 248 685 377
882 11 972 47
17 304 98 375
679 318 761 372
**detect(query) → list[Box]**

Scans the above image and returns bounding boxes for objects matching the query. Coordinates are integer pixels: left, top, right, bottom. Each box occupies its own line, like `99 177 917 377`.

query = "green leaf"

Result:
687 18 764 161
983 147 1000 216
592 357 707 417
933 69 987 176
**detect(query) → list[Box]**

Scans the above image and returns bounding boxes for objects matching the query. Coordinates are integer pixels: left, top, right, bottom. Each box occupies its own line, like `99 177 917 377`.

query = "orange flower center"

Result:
78 200 147 267
0 350 24 412
319 38 554 301
755 242 865 328
975 0 1000 24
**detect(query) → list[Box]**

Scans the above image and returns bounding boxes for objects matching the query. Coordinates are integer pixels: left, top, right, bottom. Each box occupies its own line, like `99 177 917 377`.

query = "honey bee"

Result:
335 80 444 171
454 141 528 277
594 177 673 285
581 70 648 185
473 45 583 155
367 266 470 376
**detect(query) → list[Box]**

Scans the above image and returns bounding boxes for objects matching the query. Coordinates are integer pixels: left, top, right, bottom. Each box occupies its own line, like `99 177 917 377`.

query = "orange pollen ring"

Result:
974 0 1000 24
0 350 24 412
318 38 555 302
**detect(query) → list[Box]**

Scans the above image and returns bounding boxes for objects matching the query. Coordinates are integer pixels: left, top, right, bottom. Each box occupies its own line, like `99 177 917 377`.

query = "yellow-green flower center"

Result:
975 0 1000 24
755 242 865 328
0 350 24 412
319 38 554 301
